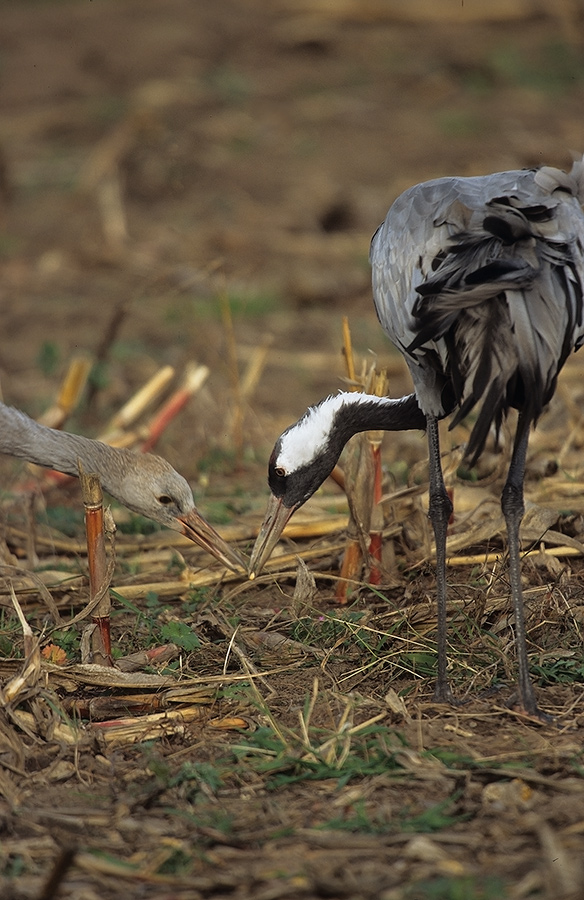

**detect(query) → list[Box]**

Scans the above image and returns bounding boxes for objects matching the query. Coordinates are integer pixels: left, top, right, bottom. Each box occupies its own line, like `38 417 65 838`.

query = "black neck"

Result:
269 392 427 509
334 392 426 446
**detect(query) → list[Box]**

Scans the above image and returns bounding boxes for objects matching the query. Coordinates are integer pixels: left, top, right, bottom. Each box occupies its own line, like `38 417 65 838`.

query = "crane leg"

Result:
426 415 455 703
502 420 551 722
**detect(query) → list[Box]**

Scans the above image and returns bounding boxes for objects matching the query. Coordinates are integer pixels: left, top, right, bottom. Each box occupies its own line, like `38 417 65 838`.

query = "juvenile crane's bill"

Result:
0 402 245 572
249 391 426 578
178 508 245 572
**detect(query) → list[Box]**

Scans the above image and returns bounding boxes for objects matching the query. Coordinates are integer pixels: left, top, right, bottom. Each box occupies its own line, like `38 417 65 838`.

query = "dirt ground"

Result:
2 2 584 898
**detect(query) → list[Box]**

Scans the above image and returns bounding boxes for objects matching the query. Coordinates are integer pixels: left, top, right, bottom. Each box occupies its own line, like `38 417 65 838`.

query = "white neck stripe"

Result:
275 392 395 472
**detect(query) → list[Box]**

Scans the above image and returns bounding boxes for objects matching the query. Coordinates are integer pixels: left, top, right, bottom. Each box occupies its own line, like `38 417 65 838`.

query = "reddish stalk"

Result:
140 364 209 453
80 467 112 665
368 444 384 585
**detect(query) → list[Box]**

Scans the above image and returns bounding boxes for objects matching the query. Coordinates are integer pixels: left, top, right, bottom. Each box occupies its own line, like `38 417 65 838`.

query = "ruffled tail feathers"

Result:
535 154 584 205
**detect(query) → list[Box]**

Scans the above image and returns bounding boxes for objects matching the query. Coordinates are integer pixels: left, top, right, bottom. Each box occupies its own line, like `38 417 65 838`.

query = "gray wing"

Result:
370 160 584 429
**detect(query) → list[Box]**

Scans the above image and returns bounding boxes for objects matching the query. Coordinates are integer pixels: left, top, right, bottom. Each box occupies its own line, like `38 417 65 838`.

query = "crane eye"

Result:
274 466 286 478
158 494 173 505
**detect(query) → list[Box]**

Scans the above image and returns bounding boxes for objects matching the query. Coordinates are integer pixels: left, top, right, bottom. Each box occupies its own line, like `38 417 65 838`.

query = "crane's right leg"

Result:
427 416 455 703
502 418 552 723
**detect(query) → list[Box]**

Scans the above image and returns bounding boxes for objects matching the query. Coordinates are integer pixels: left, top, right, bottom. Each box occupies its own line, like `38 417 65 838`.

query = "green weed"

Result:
231 718 406 791
111 590 186 653
142 750 230 807
204 66 252 105
114 511 167 535
323 799 392 834
403 875 508 900
181 588 214 615
51 627 81 658
157 848 194 876
290 610 373 651
196 447 237 475
0 611 23 658
324 790 467 835
201 500 236 526
173 761 225 796
37 340 60 376
490 40 584 93
399 790 468 833
159 620 201 653
436 111 483 138
531 655 584 685
87 360 110 392
39 505 85 538
166 805 235 840
1 854 25 878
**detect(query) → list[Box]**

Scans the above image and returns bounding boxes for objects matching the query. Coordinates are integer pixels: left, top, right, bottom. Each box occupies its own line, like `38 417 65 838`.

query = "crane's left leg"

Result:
427 416 455 703
502 418 551 722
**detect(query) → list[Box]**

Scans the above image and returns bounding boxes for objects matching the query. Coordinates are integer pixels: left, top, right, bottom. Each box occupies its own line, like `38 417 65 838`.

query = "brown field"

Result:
1 2 584 898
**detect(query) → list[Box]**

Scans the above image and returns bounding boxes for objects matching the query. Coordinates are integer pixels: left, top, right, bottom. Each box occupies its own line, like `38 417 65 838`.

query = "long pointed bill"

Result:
178 510 245 572
249 493 297 579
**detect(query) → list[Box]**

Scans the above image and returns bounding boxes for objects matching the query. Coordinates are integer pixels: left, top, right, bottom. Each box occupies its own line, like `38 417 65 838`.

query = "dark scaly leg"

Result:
501 416 551 722
427 415 455 703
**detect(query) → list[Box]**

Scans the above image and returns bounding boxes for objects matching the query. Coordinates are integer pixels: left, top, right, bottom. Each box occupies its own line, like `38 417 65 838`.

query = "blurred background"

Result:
1 0 584 500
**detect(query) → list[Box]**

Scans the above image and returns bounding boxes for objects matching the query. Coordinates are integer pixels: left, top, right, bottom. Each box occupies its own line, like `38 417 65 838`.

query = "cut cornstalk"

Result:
239 334 274 403
336 430 374 604
90 706 248 747
100 365 175 440
26 355 93 481
341 315 357 387
336 539 363 605
0 585 41 705
336 319 371 602
329 464 346 491
97 169 128 252
140 363 209 453
79 464 112 666
368 444 384 584
367 370 389 584
37 355 93 429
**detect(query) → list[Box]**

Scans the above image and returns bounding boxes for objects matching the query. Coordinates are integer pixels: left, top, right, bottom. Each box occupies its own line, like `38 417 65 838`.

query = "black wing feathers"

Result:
406 189 584 464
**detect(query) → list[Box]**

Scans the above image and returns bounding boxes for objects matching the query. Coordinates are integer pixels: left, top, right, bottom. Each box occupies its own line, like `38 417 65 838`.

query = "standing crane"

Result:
0 402 244 571
250 156 584 720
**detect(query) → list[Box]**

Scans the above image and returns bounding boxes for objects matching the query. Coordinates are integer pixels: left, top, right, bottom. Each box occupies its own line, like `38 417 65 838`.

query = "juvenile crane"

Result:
251 156 584 719
0 402 244 571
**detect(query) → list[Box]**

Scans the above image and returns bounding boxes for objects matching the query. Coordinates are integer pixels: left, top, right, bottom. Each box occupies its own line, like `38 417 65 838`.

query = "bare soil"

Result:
2 2 584 899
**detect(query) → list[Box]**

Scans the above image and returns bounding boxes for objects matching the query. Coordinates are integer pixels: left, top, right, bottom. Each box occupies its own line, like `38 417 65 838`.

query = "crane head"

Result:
116 453 245 572
249 396 344 578
248 391 426 578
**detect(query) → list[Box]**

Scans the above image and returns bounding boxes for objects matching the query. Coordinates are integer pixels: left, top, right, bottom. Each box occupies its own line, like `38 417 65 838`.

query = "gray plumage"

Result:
371 159 584 462
0 402 244 571
370 156 584 719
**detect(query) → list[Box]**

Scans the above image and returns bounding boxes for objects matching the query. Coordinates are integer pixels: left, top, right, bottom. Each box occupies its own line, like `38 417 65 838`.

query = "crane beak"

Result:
178 510 246 572
249 493 297 579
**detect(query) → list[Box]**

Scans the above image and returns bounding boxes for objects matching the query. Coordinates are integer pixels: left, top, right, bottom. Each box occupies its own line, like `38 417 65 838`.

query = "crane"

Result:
251 156 584 720
249 390 425 570
0 402 244 571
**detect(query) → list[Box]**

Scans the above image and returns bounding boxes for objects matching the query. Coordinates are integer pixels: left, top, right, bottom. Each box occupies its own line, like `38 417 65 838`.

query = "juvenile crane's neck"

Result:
0 403 135 498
